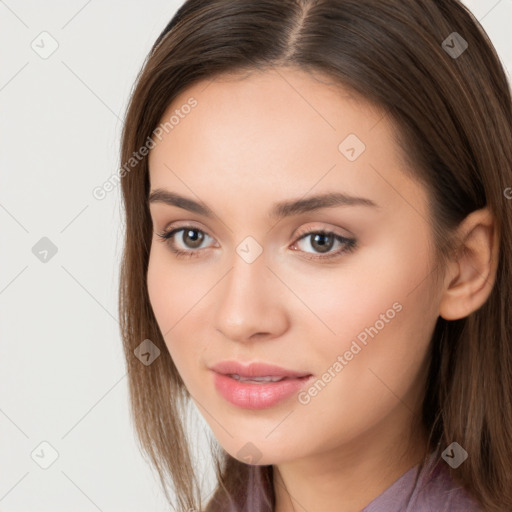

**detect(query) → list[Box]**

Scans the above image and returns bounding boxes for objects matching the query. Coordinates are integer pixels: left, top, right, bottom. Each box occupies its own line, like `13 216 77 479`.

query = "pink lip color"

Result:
212 373 312 409
210 361 313 410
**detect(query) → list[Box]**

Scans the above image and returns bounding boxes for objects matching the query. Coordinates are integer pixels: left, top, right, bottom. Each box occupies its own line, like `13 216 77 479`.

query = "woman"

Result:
118 1 512 510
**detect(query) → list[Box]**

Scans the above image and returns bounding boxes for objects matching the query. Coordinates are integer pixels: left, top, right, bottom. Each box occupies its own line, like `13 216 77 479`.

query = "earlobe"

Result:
439 207 500 321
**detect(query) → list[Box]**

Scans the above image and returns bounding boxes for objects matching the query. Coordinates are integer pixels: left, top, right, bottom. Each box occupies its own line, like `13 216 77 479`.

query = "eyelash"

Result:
156 225 357 262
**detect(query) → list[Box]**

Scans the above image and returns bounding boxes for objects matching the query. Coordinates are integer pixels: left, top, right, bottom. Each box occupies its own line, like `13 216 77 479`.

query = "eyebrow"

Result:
148 189 380 219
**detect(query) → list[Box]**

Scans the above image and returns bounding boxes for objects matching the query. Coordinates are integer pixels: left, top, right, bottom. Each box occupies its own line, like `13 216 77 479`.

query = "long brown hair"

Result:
118 1 512 510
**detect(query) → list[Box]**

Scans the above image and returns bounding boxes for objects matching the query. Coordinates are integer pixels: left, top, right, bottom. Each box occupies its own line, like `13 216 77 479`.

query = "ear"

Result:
439 207 500 321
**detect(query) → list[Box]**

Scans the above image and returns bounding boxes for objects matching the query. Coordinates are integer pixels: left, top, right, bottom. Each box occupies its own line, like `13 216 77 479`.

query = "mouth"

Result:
228 374 294 383
209 361 313 409
210 360 311 379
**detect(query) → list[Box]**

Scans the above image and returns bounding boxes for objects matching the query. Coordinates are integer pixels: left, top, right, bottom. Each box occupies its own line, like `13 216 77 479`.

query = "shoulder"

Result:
413 459 483 512
361 454 484 512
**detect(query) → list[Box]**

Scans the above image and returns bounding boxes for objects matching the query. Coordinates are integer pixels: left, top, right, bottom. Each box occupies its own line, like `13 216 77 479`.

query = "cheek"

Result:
280 244 426 349
147 249 177 333
147 246 205 331
278 270 436 454
147 249 190 363
146 247 211 378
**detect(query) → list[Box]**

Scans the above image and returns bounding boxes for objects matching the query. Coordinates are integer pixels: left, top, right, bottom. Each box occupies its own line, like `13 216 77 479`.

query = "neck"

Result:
273 406 429 512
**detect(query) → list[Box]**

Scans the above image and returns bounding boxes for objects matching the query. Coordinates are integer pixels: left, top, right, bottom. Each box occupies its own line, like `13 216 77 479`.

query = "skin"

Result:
146 66 499 512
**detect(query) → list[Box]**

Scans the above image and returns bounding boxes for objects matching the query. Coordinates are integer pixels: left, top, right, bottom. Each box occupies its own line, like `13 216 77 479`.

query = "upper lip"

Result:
210 361 312 379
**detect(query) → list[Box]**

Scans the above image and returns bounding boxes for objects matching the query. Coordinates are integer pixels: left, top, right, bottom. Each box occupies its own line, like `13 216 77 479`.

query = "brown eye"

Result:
309 233 335 253
180 229 205 249
292 230 357 261
156 226 213 257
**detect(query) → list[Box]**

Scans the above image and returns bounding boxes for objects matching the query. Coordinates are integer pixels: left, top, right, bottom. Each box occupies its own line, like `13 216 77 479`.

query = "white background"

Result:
0 1 510 510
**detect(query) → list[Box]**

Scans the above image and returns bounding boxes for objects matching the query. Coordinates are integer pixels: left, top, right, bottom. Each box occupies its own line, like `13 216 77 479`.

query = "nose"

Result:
213 248 289 343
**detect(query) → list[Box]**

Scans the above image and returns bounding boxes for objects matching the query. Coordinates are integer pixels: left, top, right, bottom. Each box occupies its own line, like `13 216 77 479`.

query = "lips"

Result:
210 360 313 409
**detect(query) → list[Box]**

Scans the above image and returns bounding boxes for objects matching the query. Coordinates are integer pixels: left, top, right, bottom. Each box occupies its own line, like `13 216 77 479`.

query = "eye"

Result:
156 226 215 258
291 229 357 261
155 225 357 261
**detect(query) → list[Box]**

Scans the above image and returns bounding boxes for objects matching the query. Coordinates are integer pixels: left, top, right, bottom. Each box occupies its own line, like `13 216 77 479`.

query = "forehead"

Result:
148 66 428 221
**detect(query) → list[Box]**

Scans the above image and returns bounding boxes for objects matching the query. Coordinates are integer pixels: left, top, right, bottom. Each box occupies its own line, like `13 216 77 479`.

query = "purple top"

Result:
360 451 483 512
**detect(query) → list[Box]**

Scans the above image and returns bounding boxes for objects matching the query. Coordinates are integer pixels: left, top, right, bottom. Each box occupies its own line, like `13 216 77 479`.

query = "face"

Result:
147 67 442 466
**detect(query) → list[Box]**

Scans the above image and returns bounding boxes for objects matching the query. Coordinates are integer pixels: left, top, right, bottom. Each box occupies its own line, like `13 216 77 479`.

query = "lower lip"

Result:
212 372 313 410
